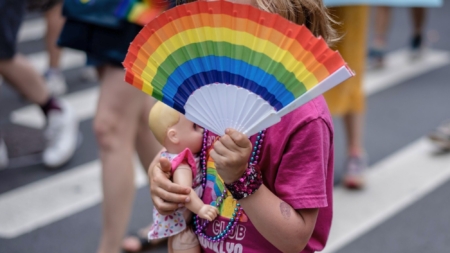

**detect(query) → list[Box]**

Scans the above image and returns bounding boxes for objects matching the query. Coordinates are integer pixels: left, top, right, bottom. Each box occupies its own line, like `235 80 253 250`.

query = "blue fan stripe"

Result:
170 71 284 113
161 56 295 110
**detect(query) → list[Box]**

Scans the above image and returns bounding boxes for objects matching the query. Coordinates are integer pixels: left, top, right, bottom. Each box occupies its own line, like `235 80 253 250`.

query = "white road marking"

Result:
18 18 46 43
364 48 450 96
10 87 99 129
0 159 148 238
26 49 86 75
323 139 450 253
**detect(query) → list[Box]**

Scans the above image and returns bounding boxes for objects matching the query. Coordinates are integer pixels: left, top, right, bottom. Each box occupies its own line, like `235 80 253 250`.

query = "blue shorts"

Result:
0 0 26 60
58 18 142 67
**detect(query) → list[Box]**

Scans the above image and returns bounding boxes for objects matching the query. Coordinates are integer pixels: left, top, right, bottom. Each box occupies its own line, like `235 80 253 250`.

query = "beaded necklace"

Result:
193 129 266 243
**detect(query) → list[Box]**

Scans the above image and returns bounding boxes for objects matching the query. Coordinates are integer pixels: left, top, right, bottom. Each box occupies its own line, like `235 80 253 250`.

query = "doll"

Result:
147 101 218 252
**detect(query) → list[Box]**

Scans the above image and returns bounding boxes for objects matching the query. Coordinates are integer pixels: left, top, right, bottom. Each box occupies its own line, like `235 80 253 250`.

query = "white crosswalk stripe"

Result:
1 16 450 253
0 159 148 238
18 18 46 43
323 139 450 253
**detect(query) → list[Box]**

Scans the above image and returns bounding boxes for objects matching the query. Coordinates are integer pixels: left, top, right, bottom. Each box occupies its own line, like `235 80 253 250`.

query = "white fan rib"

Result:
277 66 354 118
184 84 276 136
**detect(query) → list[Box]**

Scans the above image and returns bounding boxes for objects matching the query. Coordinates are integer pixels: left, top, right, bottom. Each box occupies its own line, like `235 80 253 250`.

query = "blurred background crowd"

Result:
0 0 449 253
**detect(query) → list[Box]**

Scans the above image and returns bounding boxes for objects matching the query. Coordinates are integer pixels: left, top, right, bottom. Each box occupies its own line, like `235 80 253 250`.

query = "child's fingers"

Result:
159 157 172 174
152 196 180 215
219 134 241 152
225 128 251 148
213 139 232 157
151 159 190 195
155 185 191 204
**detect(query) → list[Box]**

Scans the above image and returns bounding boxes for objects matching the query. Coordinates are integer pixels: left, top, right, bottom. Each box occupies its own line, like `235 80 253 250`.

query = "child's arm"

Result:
212 122 331 253
172 164 218 221
239 185 318 253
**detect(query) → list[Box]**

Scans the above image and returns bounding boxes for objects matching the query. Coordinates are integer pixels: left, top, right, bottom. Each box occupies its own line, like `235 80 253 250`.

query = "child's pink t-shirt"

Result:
199 96 334 253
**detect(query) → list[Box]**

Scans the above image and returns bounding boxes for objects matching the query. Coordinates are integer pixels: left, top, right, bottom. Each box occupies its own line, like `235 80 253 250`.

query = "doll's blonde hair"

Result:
149 101 180 145
182 0 337 44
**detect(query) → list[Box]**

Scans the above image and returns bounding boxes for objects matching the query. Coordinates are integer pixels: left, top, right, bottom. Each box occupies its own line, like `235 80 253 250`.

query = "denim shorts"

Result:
0 0 25 59
58 18 142 67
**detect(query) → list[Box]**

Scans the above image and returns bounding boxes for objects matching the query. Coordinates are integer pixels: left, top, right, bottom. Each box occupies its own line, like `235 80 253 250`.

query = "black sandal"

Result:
122 231 167 252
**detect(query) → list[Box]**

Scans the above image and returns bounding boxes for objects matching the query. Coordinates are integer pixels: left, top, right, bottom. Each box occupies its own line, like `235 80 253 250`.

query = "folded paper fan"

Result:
124 0 354 136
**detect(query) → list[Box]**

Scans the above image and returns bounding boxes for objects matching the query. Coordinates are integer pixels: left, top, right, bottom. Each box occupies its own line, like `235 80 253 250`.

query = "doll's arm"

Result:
172 164 218 221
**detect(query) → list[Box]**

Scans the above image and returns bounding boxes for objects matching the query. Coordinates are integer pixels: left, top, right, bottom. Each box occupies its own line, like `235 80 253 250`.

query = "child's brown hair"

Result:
181 0 337 44
255 0 337 44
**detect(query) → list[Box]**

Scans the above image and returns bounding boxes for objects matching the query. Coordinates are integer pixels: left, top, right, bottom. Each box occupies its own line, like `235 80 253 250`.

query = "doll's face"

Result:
170 114 204 154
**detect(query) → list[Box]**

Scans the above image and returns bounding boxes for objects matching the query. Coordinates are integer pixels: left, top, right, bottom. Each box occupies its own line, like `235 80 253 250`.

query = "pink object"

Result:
148 149 202 240
200 96 334 253
171 148 198 181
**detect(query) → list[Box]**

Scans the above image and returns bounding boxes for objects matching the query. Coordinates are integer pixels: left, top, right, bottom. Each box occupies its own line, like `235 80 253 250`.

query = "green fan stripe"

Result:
147 41 307 98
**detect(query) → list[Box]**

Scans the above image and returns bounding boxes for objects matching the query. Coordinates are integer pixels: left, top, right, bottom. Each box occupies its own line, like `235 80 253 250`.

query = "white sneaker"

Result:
43 100 79 168
45 69 67 96
428 120 450 150
0 138 8 170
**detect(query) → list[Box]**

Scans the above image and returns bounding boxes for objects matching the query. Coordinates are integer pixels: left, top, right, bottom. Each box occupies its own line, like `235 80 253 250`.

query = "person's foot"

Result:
367 48 385 69
45 69 67 96
122 226 167 252
43 99 79 168
343 155 367 190
0 138 8 170
428 121 450 151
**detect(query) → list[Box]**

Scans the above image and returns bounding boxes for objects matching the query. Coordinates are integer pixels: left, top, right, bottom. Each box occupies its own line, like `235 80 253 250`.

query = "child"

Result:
149 0 336 252
148 101 219 253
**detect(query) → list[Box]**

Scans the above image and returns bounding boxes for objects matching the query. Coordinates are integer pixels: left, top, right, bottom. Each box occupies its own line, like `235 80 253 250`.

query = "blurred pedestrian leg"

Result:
369 6 427 68
0 0 79 168
93 65 160 253
0 138 8 169
324 5 369 189
58 2 162 251
410 7 426 58
43 1 67 96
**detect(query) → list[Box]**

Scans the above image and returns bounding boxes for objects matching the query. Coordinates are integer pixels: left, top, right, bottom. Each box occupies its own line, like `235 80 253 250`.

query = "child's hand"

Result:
149 157 191 215
197 205 219 221
210 128 252 184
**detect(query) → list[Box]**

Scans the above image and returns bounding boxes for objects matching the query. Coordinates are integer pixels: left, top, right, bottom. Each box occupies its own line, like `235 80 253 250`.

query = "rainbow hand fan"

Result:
124 0 354 137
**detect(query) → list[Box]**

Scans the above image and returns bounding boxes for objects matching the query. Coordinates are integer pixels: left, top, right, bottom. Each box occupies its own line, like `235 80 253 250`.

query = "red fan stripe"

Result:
133 1 344 74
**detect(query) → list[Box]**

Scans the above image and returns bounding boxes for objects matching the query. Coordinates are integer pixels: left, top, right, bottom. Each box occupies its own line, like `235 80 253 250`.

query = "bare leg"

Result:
343 113 365 157
94 65 149 253
44 2 64 69
343 112 366 189
135 96 161 171
120 96 163 252
411 7 426 37
0 54 49 105
170 232 201 253
373 6 392 49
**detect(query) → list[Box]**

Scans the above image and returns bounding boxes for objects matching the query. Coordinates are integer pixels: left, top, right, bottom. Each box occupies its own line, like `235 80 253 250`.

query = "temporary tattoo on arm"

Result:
280 202 291 220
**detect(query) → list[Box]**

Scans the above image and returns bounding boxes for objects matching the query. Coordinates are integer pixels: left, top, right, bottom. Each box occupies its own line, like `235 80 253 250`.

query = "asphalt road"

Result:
1 3 450 253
